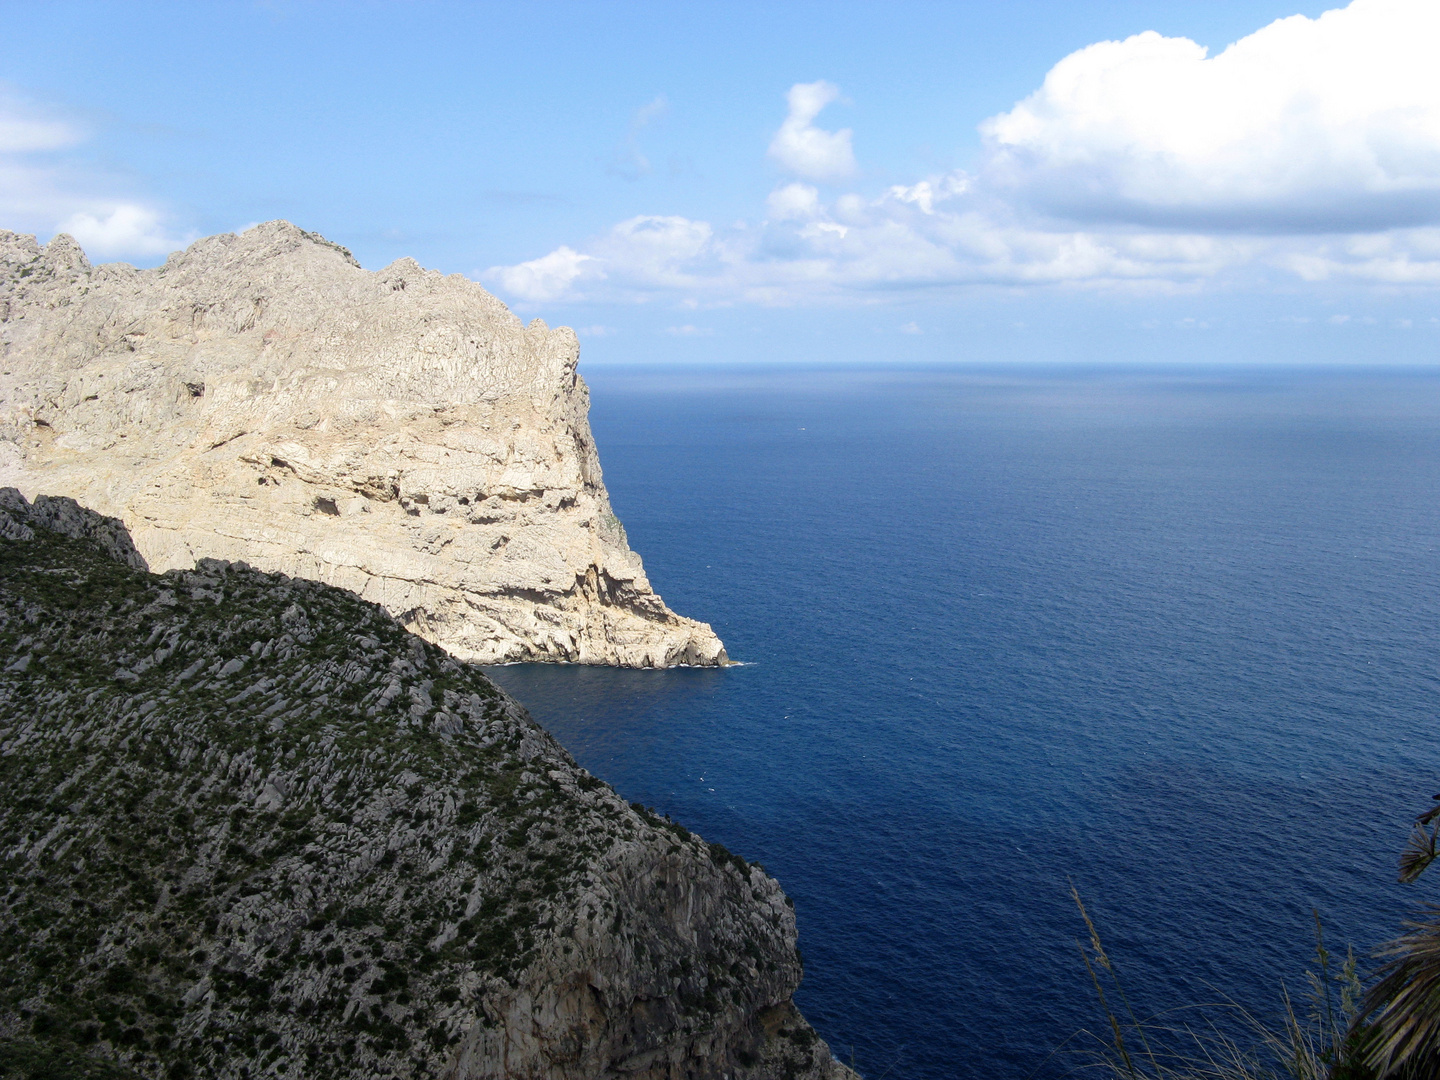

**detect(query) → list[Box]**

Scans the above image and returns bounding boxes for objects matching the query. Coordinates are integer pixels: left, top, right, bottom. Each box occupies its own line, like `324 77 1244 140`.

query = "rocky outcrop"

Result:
0 490 851 1080
0 224 726 667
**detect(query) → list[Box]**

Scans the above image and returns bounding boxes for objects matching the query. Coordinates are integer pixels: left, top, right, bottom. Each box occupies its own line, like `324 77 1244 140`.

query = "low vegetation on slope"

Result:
0 491 850 1080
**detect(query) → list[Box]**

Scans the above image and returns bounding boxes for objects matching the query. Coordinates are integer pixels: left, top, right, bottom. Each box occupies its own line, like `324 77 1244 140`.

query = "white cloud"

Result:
883 176 969 215
767 182 821 221
489 189 1257 306
59 205 182 259
665 324 712 336
487 245 597 302
488 1 1440 307
768 81 856 182
981 0 1440 231
0 85 188 261
899 322 923 335
1275 225 1440 283
611 94 670 180
634 95 669 128
600 215 713 266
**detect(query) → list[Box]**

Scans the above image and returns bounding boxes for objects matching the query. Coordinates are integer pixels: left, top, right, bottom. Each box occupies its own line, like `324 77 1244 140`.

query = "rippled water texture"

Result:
486 365 1440 1080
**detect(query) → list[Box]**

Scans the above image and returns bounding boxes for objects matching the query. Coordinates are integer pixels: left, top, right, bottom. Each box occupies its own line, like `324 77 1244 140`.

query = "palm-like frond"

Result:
1354 906 1440 1076
1398 819 1440 886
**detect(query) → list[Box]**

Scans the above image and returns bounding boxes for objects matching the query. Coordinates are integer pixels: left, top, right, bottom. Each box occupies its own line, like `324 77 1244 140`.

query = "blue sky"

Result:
3 0 1437 364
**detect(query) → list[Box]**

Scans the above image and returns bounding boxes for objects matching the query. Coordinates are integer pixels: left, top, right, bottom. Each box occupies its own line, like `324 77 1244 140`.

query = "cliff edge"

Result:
0 223 726 667
0 490 850 1080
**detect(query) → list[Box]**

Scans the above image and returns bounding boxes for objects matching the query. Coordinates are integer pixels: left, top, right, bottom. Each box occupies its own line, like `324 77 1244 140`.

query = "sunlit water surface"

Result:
486 365 1440 1080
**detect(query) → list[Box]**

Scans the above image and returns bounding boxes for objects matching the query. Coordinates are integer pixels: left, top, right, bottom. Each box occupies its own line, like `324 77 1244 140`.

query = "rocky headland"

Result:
0 490 852 1080
0 223 725 668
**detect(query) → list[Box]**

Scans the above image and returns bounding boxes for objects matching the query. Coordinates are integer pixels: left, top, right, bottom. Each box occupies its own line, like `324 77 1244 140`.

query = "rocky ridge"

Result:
0 223 726 667
0 490 852 1080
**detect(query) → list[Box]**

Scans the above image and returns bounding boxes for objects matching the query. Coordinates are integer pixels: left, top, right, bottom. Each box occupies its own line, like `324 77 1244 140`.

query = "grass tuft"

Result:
1062 888 1367 1080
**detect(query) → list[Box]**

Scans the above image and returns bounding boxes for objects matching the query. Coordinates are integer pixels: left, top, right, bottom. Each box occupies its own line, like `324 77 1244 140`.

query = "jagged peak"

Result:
0 231 93 274
0 229 44 268
42 232 91 273
376 255 426 283
159 219 362 273
2 221 359 278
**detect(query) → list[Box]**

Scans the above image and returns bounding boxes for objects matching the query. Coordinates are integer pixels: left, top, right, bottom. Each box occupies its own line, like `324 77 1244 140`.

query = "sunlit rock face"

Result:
0 222 726 667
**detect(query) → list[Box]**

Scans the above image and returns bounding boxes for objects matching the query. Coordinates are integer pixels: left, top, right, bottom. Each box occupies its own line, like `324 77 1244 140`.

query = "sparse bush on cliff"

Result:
0 491 852 1080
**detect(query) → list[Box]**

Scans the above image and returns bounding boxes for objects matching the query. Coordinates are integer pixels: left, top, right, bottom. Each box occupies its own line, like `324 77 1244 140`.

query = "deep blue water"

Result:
486 365 1440 1080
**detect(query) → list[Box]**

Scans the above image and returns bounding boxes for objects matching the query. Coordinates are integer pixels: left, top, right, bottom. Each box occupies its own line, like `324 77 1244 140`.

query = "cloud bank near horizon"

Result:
490 0 1440 306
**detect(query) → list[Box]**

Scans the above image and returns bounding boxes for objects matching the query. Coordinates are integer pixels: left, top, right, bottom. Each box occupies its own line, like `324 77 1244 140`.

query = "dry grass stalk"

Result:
1066 889 1358 1080
1067 791 1440 1080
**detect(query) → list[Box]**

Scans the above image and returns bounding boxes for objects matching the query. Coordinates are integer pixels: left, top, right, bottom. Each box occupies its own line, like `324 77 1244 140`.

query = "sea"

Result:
485 363 1440 1080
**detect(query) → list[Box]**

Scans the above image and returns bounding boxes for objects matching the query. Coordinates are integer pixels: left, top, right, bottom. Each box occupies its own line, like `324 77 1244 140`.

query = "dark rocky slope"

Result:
0 490 854 1080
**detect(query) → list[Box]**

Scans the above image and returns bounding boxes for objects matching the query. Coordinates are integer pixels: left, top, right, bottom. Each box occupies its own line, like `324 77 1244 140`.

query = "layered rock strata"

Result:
0 223 726 667
0 490 851 1080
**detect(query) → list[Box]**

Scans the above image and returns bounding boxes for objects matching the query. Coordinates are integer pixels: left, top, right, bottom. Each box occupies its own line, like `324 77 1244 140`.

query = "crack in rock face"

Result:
0 222 727 668
0 490 851 1080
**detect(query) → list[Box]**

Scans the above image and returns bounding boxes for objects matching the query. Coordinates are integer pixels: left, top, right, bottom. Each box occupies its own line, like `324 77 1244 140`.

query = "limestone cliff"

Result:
0 223 726 667
0 490 851 1080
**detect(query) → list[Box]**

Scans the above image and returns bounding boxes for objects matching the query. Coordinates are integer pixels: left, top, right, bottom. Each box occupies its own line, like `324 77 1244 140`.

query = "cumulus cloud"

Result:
598 215 713 271
488 246 597 302
0 85 187 261
767 182 822 221
1276 226 1440 283
488 182 1258 306
981 0 1440 231
488 0 1440 306
486 215 724 302
768 81 856 182
59 206 181 259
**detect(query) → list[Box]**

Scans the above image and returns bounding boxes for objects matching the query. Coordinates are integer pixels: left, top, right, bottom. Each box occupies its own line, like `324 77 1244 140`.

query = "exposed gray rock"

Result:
0 492 849 1080
0 489 146 569
0 224 727 668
